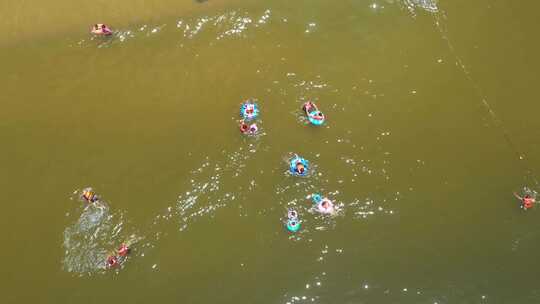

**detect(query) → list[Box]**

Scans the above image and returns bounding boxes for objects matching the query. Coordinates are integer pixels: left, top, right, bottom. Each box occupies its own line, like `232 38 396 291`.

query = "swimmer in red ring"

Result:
514 192 535 210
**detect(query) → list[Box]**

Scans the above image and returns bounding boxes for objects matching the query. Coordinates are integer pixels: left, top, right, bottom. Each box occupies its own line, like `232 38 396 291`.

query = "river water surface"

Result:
2 0 540 303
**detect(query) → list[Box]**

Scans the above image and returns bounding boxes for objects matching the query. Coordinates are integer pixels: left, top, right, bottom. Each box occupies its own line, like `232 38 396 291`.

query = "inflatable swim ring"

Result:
308 112 325 126
302 102 325 126
311 193 323 204
289 156 309 176
286 219 301 232
240 101 259 121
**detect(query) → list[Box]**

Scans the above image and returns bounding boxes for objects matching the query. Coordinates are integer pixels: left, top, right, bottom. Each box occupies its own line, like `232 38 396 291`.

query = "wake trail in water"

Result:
430 6 539 187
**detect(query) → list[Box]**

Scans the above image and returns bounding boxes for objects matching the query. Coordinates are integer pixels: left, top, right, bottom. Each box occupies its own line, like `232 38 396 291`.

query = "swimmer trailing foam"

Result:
290 155 309 176
91 24 113 36
81 187 99 203
311 193 335 215
106 243 131 269
240 101 260 121
302 101 325 126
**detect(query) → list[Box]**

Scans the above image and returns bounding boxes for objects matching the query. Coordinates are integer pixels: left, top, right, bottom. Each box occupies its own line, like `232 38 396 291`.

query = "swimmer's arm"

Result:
513 192 523 200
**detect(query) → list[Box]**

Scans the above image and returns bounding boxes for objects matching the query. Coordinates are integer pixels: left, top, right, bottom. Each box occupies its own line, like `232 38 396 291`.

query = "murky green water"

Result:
3 0 540 303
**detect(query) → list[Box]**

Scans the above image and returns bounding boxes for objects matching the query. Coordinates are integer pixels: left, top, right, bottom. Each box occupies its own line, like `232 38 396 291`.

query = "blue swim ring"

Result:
289 156 309 176
286 219 301 232
311 193 322 204
308 112 325 126
240 102 259 121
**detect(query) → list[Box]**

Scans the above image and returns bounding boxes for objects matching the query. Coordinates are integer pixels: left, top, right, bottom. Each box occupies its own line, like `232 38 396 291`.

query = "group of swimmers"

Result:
90 24 537 230
237 100 334 232
81 188 131 269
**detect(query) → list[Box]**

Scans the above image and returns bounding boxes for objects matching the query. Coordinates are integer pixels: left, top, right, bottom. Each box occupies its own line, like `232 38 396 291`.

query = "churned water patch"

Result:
63 197 141 275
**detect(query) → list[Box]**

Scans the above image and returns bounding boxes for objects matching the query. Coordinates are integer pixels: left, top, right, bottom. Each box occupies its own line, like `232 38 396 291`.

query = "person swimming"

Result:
117 244 130 257
302 101 316 113
240 122 249 133
239 121 258 135
295 162 305 175
106 255 118 268
81 188 99 203
317 198 335 214
91 24 112 36
514 192 535 210
302 101 325 125
288 209 299 220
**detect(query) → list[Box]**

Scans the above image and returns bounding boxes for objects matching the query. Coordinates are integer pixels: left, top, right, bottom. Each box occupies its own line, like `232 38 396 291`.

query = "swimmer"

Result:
514 192 535 210
302 101 316 113
295 162 305 175
317 198 335 214
239 122 249 133
81 188 99 203
117 244 130 257
248 123 258 134
91 24 112 36
239 121 258 135
288 209 299 220
106 255 118 268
